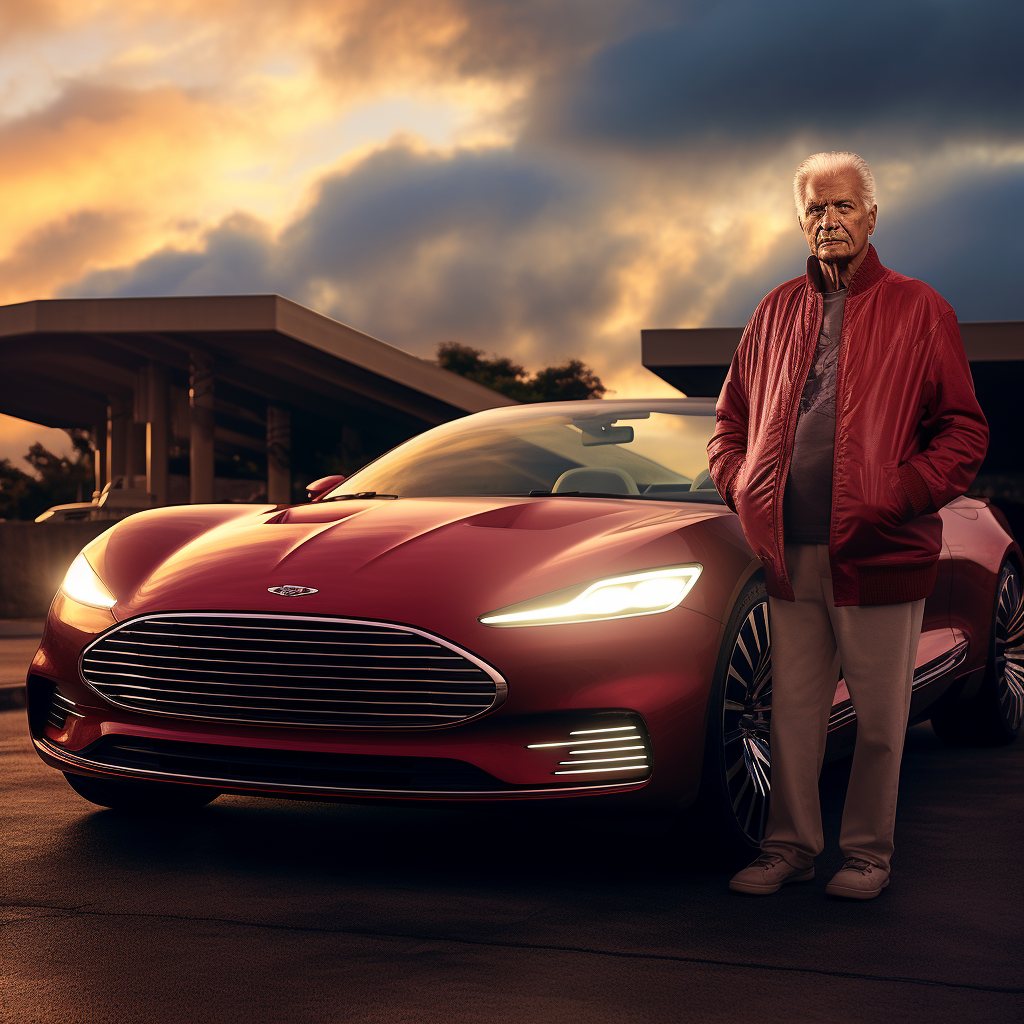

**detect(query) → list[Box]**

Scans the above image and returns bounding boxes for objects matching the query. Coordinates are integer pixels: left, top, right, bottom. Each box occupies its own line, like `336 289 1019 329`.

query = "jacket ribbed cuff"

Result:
897 463 934 517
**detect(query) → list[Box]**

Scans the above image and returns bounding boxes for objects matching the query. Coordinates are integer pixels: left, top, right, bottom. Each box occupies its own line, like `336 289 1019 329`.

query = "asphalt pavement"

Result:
0 622 43 711
1 642 1022 1023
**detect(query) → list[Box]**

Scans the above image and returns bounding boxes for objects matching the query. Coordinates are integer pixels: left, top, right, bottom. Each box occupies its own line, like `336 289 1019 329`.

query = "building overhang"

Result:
641 321 1024 397
0 294 516 430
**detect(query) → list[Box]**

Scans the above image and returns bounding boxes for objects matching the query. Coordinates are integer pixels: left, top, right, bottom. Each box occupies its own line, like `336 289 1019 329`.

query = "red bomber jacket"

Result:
707 245 989 606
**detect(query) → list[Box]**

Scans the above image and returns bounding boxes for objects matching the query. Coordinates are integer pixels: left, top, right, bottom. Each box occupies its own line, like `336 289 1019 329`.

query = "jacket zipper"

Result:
827 296 852 589
773 286 822 595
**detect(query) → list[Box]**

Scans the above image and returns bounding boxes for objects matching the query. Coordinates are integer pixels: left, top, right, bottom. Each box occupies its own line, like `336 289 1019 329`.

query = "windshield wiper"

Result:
323 492 400 501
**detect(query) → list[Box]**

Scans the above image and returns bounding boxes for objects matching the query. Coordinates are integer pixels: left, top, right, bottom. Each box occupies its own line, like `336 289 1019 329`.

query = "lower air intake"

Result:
47 688 84 731
83 736 506 792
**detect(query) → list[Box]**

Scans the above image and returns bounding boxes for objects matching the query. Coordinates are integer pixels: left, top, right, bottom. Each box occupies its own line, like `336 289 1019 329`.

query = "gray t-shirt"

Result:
783 287 847 543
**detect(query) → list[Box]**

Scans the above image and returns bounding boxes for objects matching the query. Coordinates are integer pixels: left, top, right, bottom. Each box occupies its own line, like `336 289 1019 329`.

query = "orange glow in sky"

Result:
2 0 1020 463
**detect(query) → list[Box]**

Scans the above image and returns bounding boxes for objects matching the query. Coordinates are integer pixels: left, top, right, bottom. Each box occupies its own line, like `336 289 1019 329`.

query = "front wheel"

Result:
932 560 1024 746
697 577 772 854
63 772 220 812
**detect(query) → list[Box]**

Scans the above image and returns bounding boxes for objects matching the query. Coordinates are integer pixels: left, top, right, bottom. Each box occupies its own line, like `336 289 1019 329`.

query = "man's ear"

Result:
867 204 877 235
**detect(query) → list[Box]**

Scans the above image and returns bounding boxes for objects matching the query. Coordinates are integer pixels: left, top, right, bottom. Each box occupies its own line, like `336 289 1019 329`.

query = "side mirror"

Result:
306 474 346 502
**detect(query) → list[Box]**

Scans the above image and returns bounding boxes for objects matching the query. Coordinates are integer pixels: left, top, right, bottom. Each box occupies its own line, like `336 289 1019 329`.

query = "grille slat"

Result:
83 663 491 688
85 655 482 675
111 694 482 714
88 686 491 708
101 638 450 654
122 622 416 637
81 613 506 728
86 677 494 695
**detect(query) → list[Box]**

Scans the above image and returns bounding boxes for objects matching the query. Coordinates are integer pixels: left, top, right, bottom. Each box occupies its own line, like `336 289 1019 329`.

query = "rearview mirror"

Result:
306 475 346 501
579 424 634 446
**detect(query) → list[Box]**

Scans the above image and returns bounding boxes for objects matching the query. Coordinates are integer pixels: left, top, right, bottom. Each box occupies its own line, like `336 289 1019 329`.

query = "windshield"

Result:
326 401 723 504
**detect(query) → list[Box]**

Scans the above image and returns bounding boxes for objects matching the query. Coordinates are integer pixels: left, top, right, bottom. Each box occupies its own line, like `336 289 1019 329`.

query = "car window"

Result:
327 406 723 503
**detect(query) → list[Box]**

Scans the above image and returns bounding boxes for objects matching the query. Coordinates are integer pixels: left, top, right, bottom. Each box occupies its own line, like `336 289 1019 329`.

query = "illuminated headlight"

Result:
61 552 116 609
480 565 702 627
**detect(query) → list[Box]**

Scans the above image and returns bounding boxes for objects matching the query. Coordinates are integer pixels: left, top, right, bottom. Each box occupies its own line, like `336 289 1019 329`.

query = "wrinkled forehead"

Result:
803 168 865 208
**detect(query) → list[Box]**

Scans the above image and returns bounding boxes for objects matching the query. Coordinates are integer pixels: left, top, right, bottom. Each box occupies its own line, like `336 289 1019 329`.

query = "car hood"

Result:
96 496 732 629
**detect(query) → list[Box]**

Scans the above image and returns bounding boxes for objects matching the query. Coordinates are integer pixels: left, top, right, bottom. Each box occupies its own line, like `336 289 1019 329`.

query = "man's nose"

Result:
822 205 840 228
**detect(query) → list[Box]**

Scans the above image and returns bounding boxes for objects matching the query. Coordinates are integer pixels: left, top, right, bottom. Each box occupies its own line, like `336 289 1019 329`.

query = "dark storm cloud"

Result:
71 214 275 298
538 0 1024 149
316 0 651 83
657 164 1024 331
47 0 1024 390
64 144 636 365
878 165 1024 322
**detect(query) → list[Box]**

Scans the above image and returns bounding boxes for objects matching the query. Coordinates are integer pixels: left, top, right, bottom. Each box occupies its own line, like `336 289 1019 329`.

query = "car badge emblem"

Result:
268 585 319 597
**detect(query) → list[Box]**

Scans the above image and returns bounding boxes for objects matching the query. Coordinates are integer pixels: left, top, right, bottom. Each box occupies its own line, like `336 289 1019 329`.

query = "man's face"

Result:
799 169 877 266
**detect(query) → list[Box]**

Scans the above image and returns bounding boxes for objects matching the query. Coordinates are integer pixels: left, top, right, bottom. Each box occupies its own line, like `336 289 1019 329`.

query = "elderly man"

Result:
707 151 989 899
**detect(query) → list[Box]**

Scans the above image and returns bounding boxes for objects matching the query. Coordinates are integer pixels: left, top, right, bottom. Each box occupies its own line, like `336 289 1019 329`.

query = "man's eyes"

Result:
807 203 853 215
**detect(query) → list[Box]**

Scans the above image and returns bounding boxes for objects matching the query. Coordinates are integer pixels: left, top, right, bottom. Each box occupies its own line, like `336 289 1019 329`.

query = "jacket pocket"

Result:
881 462 913 527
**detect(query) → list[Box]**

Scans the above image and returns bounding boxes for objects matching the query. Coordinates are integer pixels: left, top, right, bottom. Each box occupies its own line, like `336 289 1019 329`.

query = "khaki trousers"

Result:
762 542 925 872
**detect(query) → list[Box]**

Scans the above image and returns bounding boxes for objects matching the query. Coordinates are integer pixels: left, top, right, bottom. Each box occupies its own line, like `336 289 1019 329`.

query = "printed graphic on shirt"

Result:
798 294 845 419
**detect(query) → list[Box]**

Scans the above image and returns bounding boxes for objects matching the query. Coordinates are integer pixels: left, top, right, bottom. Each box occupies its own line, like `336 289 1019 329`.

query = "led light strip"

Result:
569 726 638 735
568 745 644 755
527 730 640 749
526 721 650 777
558 755 647 765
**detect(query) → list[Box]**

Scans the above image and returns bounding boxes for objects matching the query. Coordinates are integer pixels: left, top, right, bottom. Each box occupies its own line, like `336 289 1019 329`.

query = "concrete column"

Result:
146 363 170 506
189 352 215 504
267 405 291 505
106 398 132 488
93 420 107 498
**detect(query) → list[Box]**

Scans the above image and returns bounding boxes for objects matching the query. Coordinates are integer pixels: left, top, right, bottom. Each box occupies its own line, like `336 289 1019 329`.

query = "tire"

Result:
63 772 220 812
697 577 772 855
932 560 1024 746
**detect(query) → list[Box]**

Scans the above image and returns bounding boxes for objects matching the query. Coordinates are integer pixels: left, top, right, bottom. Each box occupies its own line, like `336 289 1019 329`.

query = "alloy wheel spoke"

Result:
996 568 1024 729
722 596 773 843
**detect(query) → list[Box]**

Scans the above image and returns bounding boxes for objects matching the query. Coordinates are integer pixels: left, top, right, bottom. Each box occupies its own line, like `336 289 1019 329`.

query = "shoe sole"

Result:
825 877 889 900
729 868 814 895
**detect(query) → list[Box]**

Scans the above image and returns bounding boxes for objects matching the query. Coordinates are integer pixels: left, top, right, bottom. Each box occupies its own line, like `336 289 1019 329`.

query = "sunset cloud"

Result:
2 0 1022 420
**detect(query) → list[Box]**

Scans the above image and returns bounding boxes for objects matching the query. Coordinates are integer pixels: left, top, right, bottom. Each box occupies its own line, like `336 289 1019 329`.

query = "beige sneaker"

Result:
729 852 814 895
825 858 889 900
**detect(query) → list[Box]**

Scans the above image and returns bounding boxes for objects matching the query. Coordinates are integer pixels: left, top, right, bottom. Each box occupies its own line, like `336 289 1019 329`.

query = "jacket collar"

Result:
805 243 886 298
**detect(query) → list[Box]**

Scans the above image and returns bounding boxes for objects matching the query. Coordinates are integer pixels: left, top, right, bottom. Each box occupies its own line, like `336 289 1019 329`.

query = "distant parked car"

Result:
26 400 1024 852
35 478 155 523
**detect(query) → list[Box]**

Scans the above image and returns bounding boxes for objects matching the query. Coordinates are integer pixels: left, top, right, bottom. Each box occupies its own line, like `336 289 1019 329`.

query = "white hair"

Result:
793 151 876 220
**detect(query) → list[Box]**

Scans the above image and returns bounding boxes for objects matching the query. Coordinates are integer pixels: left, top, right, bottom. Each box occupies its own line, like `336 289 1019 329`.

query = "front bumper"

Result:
29 601 726 808
33 714 654 802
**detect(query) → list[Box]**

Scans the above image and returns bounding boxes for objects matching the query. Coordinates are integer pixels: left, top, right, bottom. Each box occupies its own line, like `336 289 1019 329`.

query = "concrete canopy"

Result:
641 321 1024 399
641 320 1024 532
0 294 517 506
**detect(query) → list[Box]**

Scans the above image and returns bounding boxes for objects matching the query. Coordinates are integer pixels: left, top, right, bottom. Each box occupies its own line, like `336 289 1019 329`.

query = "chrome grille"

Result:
80 613 506 728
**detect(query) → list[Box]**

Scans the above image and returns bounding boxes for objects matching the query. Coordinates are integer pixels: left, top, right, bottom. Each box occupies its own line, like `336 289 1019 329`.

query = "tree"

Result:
0 430 95 521
436 343 606 402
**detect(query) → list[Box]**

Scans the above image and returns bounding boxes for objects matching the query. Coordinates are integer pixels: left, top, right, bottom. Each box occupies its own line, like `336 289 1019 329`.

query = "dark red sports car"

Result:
27 399 1024 850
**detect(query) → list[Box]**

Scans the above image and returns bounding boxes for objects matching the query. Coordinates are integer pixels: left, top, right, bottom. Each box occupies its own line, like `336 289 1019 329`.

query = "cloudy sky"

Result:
2 0 1022 462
